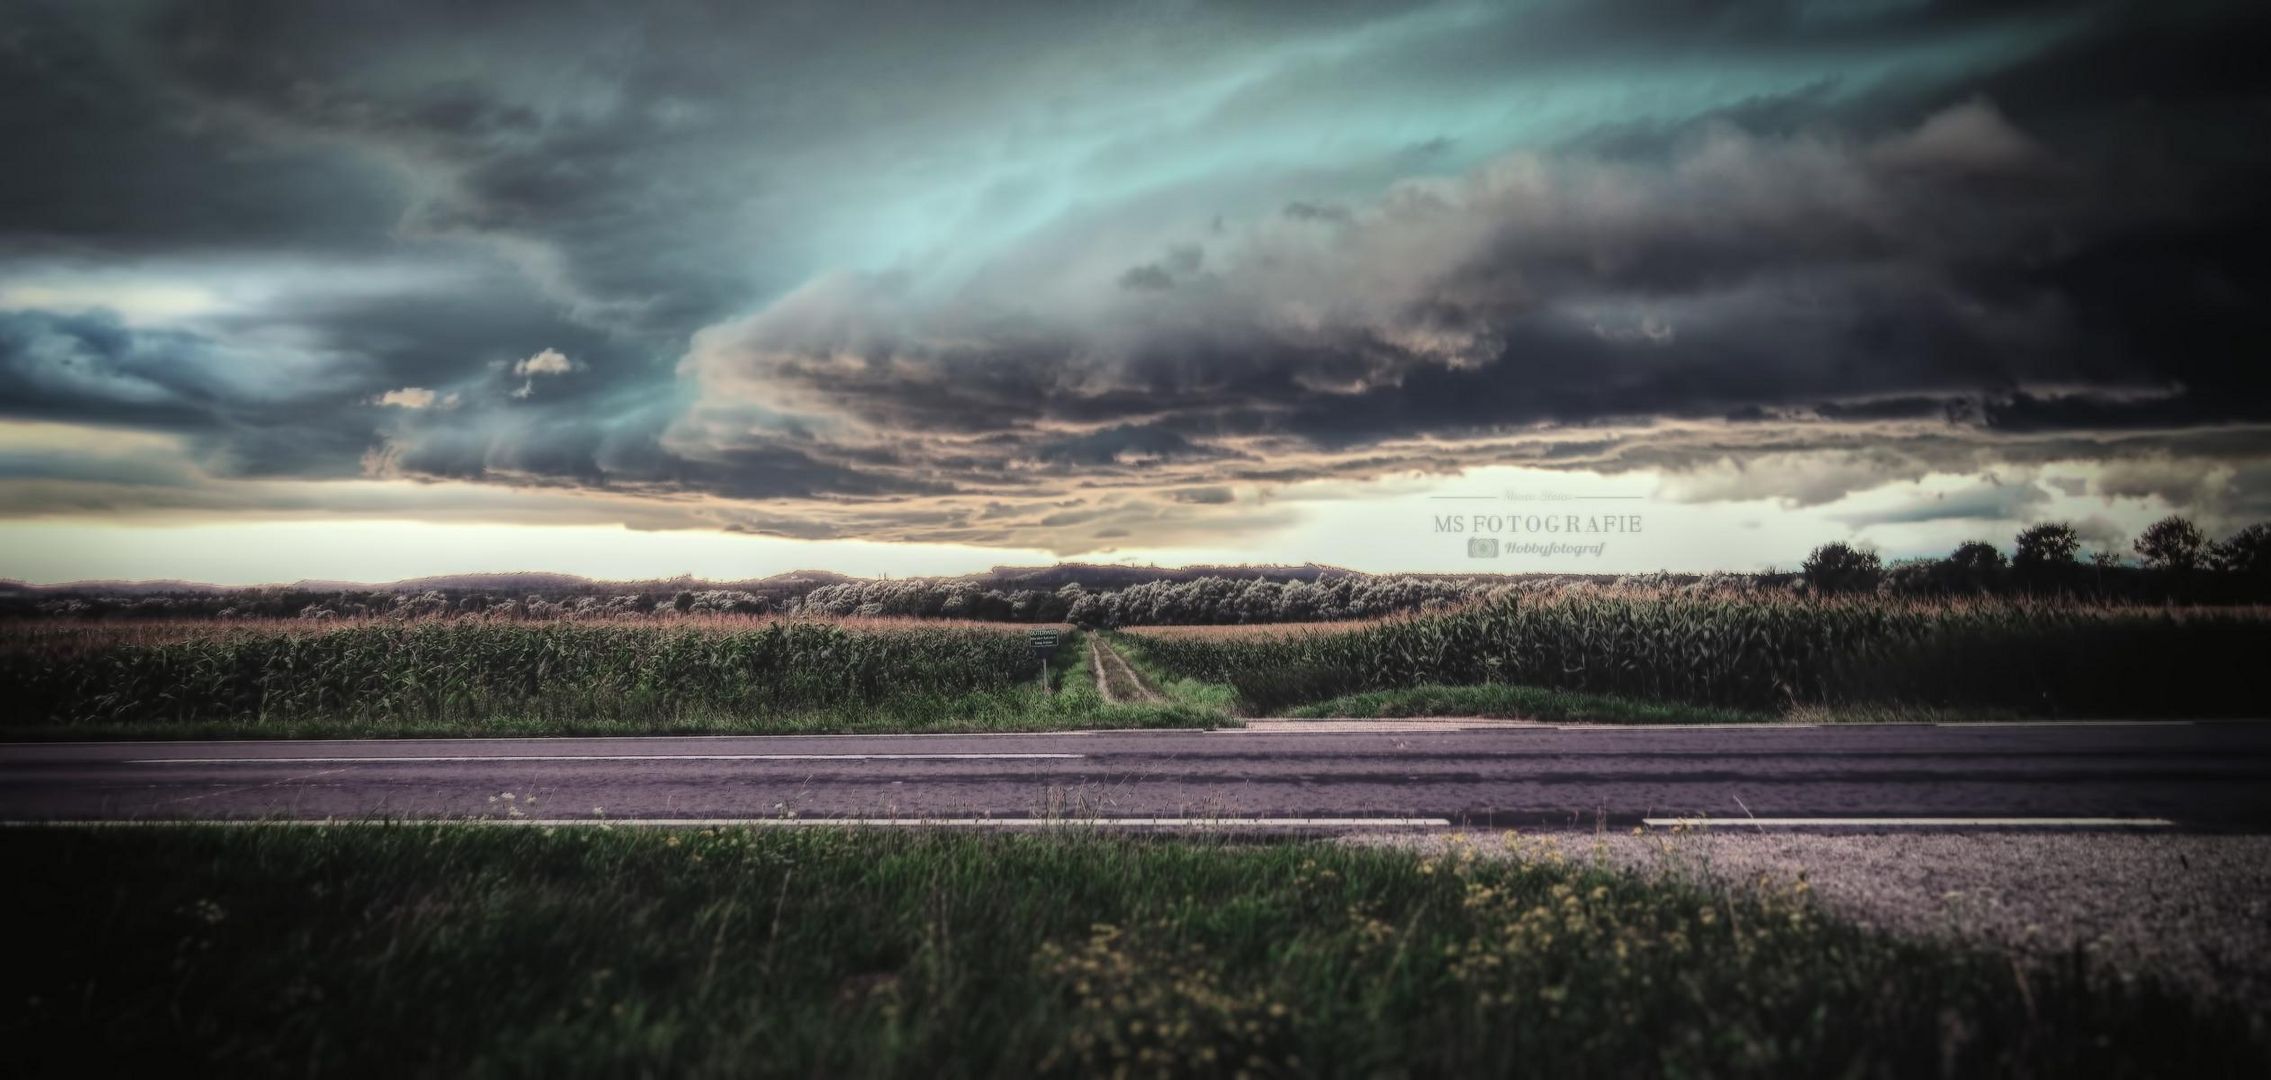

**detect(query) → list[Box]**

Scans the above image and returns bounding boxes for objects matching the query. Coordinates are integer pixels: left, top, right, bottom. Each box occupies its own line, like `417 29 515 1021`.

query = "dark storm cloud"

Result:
1831 479 2056 529
126 0 1438 332
0 3 403 256
0 0 2267 552
657 5 2271 547
675 100 2147 461
0 308 380 474
0 0 707 487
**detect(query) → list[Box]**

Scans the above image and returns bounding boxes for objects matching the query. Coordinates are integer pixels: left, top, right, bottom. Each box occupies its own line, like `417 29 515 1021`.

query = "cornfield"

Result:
3 617 1053 730
1123 593 2271 716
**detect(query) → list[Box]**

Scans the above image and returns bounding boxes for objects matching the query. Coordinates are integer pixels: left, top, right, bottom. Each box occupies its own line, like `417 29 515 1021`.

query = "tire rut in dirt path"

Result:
1089 635 1164 705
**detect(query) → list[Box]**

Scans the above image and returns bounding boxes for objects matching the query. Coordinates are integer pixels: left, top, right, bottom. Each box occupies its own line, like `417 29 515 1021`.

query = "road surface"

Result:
5 720 2269 829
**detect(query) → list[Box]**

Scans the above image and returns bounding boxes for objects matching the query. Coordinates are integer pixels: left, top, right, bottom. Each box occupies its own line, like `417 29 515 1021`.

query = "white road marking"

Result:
14 729 1203 747
1643 816 2175 828
1557 723 1820 731
1 817 1452 828
125 753 1086 765
1219 721 1834 732
147 767 347 807
1227 720 1547 733
1933 721 2196 727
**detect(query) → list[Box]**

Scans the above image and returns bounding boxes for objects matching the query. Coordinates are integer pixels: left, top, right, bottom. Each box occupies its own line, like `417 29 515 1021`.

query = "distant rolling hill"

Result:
4 563 1605 599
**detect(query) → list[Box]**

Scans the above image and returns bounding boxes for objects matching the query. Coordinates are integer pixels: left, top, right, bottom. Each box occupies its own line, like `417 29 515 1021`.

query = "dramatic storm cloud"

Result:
2 0 2267 569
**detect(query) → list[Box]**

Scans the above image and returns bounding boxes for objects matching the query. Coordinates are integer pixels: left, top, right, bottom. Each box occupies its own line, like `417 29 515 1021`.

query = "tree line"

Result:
12 515 2267 623
9 575 1488 626
1800 518 2271 599
792 575 1483 626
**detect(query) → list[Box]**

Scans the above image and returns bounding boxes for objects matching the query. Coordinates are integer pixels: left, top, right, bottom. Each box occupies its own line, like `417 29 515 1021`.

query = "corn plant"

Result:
1126 593 2271 716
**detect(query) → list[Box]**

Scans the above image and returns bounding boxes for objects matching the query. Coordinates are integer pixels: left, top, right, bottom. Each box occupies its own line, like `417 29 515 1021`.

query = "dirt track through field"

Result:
1089 635 1162 704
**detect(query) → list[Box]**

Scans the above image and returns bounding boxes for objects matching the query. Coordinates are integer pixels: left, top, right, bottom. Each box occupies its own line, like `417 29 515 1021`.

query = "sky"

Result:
2 0 2268 584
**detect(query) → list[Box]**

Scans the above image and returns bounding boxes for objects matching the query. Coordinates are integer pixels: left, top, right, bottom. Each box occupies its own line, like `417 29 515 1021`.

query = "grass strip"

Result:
5 826 2260 1077
0 695 1225 740
1286 683 1774 724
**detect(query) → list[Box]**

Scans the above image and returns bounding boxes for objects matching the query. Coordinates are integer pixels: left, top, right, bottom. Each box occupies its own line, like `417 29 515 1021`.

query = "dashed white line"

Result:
1643 816 2175 828
147 767 347 807
1932 721 2196 728
1 817 1452 829
126 753 1086 765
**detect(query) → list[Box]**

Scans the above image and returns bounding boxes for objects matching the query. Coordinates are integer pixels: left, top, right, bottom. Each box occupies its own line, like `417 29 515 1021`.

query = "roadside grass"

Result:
0 693 1225 741
1045 627 1090 695
1784 702 2052 725
5 826 2259 1077
1287 683 1773 725
1109 634 1763 725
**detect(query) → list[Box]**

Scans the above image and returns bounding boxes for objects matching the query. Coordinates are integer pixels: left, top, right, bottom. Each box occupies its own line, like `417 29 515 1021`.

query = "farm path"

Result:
1088 634 1163 705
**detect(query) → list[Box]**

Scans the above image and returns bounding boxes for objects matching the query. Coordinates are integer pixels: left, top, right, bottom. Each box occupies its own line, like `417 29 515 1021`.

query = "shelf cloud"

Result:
2 0 2267 559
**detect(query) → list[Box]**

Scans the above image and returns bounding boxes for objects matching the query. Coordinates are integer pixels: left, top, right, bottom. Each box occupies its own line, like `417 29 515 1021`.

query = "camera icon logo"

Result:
1467 537 1501 559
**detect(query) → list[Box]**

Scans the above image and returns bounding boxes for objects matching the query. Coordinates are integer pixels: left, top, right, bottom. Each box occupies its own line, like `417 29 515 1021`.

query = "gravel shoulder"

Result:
1350 829 2271 1009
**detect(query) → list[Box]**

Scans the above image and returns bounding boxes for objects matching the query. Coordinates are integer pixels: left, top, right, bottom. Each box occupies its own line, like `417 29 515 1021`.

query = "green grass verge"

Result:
6 826 2259 1077
1286 683 1775 724
1786 703 2057 725
0 692 1225 740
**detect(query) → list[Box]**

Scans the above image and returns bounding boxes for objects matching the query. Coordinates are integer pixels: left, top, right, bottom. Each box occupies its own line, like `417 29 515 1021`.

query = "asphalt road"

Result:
5 720 2269 829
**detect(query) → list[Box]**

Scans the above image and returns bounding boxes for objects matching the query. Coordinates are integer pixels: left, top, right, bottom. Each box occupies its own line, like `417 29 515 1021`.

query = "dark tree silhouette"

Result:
2012 522 2080 570
2210 523 2271 577
1801 542 1883 595
2134 516 2207 571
